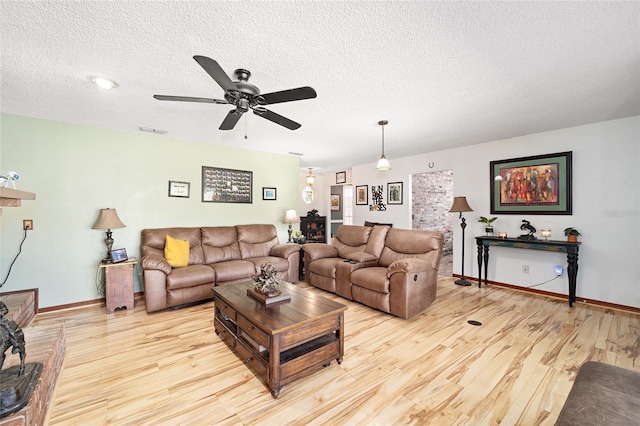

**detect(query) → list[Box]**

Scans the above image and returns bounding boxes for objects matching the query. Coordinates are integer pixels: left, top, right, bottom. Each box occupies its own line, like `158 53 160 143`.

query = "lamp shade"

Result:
283 209 300 224
449 196 473 213
92 208 126 230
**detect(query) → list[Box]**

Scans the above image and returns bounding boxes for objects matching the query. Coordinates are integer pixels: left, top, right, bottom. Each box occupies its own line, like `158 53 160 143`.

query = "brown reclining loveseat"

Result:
302 225 443 319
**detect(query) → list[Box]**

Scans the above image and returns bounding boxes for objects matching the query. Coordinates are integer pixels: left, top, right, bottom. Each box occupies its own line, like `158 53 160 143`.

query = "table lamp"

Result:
449 196 473 286
283 209 300 243
92 208 126 259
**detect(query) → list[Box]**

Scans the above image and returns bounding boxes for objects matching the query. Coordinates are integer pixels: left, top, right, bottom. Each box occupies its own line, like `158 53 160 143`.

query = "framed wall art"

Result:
168 180 190 198
336 171 346 184
331 194 341 211
202 166 253 203
262 187 277 200
490 151 572 215
387 182 403 205
356 185 368 205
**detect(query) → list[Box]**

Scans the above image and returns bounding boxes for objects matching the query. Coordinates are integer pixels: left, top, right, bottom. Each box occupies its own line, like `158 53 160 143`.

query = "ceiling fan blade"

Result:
253 108 301 130
193 55 237 93
219 109 243 130
260 86 317 105
153 95 228 104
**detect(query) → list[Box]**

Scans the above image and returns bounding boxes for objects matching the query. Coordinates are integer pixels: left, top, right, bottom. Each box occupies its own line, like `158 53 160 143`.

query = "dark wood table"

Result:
475 236 581 306
213 281 347 398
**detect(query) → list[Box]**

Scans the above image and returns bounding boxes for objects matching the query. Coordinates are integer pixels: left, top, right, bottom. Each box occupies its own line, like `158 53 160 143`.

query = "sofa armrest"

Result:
387 258 431 277
346 251 378 263
302 244 339 261
270 243 300 258
141 254 172 275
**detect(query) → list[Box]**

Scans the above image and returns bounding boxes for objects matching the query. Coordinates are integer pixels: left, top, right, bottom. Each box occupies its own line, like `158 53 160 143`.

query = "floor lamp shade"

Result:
92 208 126 258
449 197 473 286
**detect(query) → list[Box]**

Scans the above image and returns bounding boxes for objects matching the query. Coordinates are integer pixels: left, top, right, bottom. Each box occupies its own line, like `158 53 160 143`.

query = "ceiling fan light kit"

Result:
376 120 391 171
154 55 317 131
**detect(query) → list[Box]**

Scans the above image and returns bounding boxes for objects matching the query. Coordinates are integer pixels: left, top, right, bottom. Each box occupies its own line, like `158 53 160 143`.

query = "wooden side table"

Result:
100 258 137 313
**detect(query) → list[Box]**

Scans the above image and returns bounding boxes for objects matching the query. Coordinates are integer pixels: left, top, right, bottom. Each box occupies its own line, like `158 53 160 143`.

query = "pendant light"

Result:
376 120 391 171
302 168 315 204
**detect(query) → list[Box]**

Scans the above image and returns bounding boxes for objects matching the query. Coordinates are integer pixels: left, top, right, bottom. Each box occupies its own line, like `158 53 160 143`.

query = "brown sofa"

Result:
140 224 300 312
302 225 443 319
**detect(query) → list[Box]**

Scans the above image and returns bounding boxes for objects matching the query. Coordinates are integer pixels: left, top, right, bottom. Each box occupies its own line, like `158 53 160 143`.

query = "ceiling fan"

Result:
154 55 317 131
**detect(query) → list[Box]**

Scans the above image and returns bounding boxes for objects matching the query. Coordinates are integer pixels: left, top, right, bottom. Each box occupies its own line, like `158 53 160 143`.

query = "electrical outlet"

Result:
555 265 563 276
23 219 33 230
522 265 529 274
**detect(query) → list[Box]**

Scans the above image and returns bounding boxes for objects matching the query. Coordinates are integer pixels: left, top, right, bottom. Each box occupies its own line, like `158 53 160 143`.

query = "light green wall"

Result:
0 114 300 308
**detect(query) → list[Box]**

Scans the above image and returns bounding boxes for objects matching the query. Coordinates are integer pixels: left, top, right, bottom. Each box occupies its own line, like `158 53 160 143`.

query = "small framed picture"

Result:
356 185 368 205
262 187 277 200
110 248 128 263
336 171 346 184
168 180 190 198
331 194 341 211
387 182 403 205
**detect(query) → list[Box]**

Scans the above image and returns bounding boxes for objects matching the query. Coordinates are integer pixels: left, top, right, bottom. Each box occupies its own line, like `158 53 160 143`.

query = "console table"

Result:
475 236 581 306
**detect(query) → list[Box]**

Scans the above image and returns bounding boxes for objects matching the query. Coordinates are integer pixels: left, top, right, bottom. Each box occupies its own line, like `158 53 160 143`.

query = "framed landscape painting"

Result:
490 151 572 215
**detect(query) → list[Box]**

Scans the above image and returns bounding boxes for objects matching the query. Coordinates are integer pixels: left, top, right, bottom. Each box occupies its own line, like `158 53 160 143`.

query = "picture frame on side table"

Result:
168 180 190 198
336 171 346 184
356 185 368 205
262 187 277 200
387 182 403 205
202 166 253 203
331 194 341 211
490 151 572 215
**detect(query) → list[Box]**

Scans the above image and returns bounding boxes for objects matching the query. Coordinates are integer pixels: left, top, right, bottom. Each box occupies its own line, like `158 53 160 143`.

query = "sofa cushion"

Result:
201 226 241 264
210 259 256 283
308 257 344 279
333 225 372 258
351 267 390 293
165 235 190 267
141 227 205 265
379 228 441 267
166 265 216 290
237 224 278 259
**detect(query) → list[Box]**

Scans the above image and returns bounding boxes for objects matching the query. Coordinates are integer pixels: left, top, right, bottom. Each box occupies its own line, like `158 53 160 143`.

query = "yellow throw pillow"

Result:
165 235 189 268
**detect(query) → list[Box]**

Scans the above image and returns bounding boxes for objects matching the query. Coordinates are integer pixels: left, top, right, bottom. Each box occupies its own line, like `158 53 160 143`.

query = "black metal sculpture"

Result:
518 220 537 240
0 301 43 418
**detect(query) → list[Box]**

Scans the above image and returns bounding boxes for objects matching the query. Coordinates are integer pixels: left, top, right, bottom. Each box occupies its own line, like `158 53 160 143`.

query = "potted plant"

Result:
564 227 581 243
479 216 498 235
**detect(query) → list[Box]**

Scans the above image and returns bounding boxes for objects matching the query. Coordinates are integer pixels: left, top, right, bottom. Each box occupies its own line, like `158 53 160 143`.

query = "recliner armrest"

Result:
387 258 431 277
302 244 338 261
141 254 172 275
270 243 300 258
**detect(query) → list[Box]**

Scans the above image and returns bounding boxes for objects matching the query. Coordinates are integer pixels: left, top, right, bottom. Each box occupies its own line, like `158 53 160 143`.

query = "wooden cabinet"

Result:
300 215 326 243
100 258 137 313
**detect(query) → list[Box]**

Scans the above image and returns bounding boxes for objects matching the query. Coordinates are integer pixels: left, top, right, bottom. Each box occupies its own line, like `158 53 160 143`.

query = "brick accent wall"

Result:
411 170 454 255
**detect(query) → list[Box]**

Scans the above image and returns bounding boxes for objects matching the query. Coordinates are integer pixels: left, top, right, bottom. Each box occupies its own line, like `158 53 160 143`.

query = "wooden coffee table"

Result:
213 281 347 398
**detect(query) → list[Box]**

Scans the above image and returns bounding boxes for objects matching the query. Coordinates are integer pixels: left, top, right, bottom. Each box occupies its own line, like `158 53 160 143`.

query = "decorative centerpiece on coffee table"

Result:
247 263 291 304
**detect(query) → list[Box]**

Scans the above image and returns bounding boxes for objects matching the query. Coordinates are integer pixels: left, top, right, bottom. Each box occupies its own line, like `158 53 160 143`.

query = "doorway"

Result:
411 170 454 276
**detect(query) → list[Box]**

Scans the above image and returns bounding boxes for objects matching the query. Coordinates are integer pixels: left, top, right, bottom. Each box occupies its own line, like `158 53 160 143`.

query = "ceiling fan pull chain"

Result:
244 114 248 139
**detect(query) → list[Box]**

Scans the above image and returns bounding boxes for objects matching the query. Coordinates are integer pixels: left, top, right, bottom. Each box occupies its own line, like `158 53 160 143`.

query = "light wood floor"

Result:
32 277 639 425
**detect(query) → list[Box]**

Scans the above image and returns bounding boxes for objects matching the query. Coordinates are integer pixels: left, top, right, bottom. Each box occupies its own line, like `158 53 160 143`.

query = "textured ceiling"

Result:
2 1 639 173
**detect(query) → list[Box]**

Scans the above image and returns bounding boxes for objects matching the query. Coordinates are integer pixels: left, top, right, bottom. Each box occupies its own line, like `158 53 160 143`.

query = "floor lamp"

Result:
449 196 473 286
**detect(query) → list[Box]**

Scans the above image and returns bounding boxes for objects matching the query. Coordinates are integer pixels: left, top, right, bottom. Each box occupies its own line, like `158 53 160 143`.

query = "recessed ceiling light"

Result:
90 76 118 90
